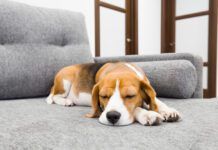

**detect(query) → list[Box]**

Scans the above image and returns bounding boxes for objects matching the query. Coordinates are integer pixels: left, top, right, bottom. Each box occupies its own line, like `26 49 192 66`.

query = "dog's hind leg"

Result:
52 79 73 106
46 86 55 104
46 72 73 106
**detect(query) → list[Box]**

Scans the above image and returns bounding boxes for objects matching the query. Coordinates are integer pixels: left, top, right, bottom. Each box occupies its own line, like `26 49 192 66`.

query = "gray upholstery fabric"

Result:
0 0 89 45
0 98 217 150
95 53 203 98
134 60 197 98
0 1 94 99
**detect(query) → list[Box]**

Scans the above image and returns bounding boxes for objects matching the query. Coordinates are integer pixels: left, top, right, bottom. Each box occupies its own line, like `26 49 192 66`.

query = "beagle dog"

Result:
46 62 180 126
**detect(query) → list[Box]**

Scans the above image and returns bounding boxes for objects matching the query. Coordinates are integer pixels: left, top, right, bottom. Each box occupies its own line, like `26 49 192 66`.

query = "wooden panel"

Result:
132 0 138 54
175 11 209 20
204 62 208 66
101 0 125 8
207 0 218 98
126 0 138 55
99 1 126 13
204 89 209 98
95 0 100 56
161 0 176 53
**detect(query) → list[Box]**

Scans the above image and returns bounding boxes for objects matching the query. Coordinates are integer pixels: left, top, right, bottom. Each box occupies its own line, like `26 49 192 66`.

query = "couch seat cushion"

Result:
0 98 217 150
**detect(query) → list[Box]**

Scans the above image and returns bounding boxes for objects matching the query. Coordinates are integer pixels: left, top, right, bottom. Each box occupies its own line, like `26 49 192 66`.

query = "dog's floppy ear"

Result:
86 82 102 118
140 79 158 112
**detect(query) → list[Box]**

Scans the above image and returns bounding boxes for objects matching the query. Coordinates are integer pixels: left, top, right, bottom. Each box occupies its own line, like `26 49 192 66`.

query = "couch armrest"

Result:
94 53 203 98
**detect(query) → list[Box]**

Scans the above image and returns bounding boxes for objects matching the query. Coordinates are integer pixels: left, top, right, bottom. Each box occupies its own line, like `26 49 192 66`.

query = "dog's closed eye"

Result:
125 95 136 99
100 95 109 99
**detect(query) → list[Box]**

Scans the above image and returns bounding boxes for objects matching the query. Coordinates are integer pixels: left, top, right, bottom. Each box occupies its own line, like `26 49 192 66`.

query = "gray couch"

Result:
0 1 217 150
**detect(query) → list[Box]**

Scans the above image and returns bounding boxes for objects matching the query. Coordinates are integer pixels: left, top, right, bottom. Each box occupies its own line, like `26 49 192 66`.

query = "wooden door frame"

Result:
161 0 218 98
161 0 176 53
126 0 138 55
94 0 138 57
206 0 218 98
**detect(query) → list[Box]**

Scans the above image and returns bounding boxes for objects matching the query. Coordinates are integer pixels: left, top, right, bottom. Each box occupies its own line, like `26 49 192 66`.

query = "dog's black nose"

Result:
106 111 121 124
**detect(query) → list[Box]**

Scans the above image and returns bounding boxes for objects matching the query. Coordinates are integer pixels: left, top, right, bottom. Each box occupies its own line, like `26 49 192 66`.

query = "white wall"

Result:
138 0 161 55
12 0 95 56
100 7 126 57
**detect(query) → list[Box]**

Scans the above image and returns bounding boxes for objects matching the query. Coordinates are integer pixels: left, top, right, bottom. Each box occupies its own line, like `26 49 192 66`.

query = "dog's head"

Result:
86 72 156 126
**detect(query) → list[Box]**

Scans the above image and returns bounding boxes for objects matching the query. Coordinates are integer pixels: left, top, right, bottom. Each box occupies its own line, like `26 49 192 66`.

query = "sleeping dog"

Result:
46 62 180 126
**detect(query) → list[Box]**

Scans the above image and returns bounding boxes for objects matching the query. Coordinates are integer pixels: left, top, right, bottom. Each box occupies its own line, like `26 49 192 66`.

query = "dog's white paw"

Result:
159 107 181 122
64 99 74 107
135 108 164 126
46 95 53 104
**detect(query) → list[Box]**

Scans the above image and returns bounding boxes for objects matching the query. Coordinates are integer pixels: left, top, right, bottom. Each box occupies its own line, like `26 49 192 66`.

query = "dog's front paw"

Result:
135 108 163 126
64 99 74 107
159 107 181 122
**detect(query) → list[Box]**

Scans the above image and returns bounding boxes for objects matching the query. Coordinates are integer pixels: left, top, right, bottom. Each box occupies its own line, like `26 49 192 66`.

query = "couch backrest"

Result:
0 0 89 46
0 0 94 99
